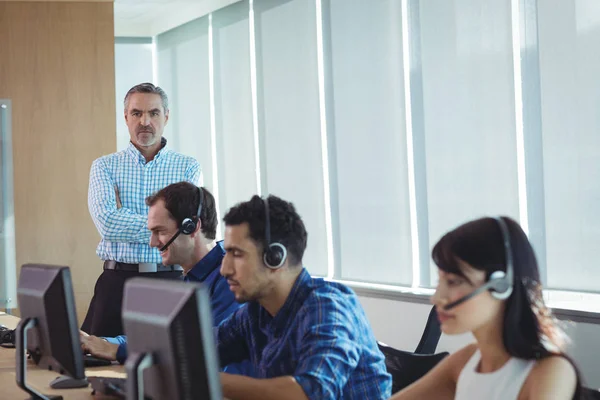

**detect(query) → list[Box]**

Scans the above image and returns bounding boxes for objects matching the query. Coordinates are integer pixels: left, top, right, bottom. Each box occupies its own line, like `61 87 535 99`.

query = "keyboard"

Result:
0 325 15 348
89 376 126 398
89 376 156 399
83 354 113 367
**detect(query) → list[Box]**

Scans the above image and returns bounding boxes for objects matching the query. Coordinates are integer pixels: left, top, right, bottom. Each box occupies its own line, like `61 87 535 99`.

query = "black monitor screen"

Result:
123 277 222 400
17 263 84 380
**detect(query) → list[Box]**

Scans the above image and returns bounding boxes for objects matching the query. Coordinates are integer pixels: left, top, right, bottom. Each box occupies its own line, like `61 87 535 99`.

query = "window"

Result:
156 17 212 191
537 0 600 292
253 0 329 276
125 0 600 296
418 0 521 286
211 1 259 221
326 0 412 285
114 38 154 150
0 100 17 310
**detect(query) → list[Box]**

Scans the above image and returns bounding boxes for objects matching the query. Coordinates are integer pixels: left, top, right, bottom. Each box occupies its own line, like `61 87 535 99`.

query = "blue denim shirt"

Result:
215 268 392 399
105 241 243 366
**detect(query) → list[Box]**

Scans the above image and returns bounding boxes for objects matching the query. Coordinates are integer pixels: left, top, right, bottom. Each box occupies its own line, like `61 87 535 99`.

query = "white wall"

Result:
114 40 154 151
359 296 600 388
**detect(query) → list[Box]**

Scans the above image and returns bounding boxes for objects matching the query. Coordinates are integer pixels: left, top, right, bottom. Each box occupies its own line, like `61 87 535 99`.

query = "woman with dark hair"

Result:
390 216 582 400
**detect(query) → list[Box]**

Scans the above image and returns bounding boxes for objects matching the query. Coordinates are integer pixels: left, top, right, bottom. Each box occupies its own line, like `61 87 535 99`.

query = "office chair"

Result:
583 387 600 400
378 342 448 393
414 305 442 354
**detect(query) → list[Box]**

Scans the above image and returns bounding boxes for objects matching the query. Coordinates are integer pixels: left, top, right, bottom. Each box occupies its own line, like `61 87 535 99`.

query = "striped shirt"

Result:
216 268 392 399
88 138 201 263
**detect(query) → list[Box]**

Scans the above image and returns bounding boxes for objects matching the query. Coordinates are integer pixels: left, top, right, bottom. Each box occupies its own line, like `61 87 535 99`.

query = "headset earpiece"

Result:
491 216 514 300
263 197 288 269
180 187 203 236
488 270 512 300
263 243 287 269
180 218 197 235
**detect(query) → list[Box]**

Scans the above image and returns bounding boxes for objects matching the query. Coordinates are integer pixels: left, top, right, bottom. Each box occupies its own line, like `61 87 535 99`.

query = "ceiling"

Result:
114 0 240 37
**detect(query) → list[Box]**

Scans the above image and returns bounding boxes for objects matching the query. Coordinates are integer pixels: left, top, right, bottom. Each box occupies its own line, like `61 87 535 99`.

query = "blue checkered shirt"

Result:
88 139 201 263
215 268 392 399
105 241 244 364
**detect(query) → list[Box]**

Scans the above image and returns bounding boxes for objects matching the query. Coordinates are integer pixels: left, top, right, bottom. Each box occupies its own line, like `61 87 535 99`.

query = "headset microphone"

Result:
443 272 507 310
159 230 182 252
158 187 203 253
443 216 514 311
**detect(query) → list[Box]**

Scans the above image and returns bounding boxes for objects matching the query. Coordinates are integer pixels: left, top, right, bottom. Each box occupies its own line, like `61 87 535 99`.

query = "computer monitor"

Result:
122 277 222 400
15 264 88 400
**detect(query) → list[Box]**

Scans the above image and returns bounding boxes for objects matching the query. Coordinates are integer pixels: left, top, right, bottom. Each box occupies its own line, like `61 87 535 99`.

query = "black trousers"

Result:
81 267 182 337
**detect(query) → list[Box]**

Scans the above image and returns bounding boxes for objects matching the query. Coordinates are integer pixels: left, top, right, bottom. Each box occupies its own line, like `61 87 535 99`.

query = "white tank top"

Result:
455 349 536 400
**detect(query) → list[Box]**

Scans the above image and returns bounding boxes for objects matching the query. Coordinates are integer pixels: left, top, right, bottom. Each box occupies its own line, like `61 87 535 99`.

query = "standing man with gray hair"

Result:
82 82 201 337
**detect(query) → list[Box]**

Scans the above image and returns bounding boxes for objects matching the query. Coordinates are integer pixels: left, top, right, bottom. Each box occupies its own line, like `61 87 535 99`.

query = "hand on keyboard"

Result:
80 331 118 361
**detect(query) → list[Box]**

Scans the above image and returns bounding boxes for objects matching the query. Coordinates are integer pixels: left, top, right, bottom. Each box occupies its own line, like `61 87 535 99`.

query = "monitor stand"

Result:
49 375 88 389
125 352 154 400
15 318 62 400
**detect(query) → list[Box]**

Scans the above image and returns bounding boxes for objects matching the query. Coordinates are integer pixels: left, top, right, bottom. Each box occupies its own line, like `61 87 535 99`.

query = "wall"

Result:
0 1 116 323
359 296 600 388
114 38 154 151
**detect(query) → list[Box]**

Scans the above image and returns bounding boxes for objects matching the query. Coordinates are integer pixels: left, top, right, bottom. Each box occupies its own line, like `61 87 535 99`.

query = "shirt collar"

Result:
126 137 169 165
185 241 225 282
262 268 312 336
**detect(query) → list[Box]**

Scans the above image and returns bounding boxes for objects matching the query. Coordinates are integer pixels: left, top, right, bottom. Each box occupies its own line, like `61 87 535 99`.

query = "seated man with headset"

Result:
81 182 243 369
216 195 392 400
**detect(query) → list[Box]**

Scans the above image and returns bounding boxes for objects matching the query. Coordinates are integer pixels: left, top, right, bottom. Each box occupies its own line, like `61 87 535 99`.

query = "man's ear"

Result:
190 219 202 238
164 110 169 125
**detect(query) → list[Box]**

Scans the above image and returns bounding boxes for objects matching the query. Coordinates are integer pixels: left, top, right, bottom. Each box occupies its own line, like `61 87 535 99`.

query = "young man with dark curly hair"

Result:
216 194 392 400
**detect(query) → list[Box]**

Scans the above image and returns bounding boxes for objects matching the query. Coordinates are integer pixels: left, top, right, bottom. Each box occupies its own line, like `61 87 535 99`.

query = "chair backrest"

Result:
378 342 448 394
414 305 443 354
583 387 600 400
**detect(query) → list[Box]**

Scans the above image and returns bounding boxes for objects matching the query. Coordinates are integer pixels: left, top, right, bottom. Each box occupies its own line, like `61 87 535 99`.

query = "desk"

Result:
0 314 124 399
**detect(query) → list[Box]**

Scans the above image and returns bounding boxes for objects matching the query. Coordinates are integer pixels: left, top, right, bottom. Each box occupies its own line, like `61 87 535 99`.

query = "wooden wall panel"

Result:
0 2 116 323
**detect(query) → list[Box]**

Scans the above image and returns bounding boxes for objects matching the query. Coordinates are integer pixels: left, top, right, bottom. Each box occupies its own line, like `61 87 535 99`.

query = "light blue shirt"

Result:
88 138 201 263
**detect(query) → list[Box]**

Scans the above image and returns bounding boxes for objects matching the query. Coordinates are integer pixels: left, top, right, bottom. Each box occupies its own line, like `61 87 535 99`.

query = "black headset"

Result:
159 187 203 252
443 216 514 310
262 197 288 269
